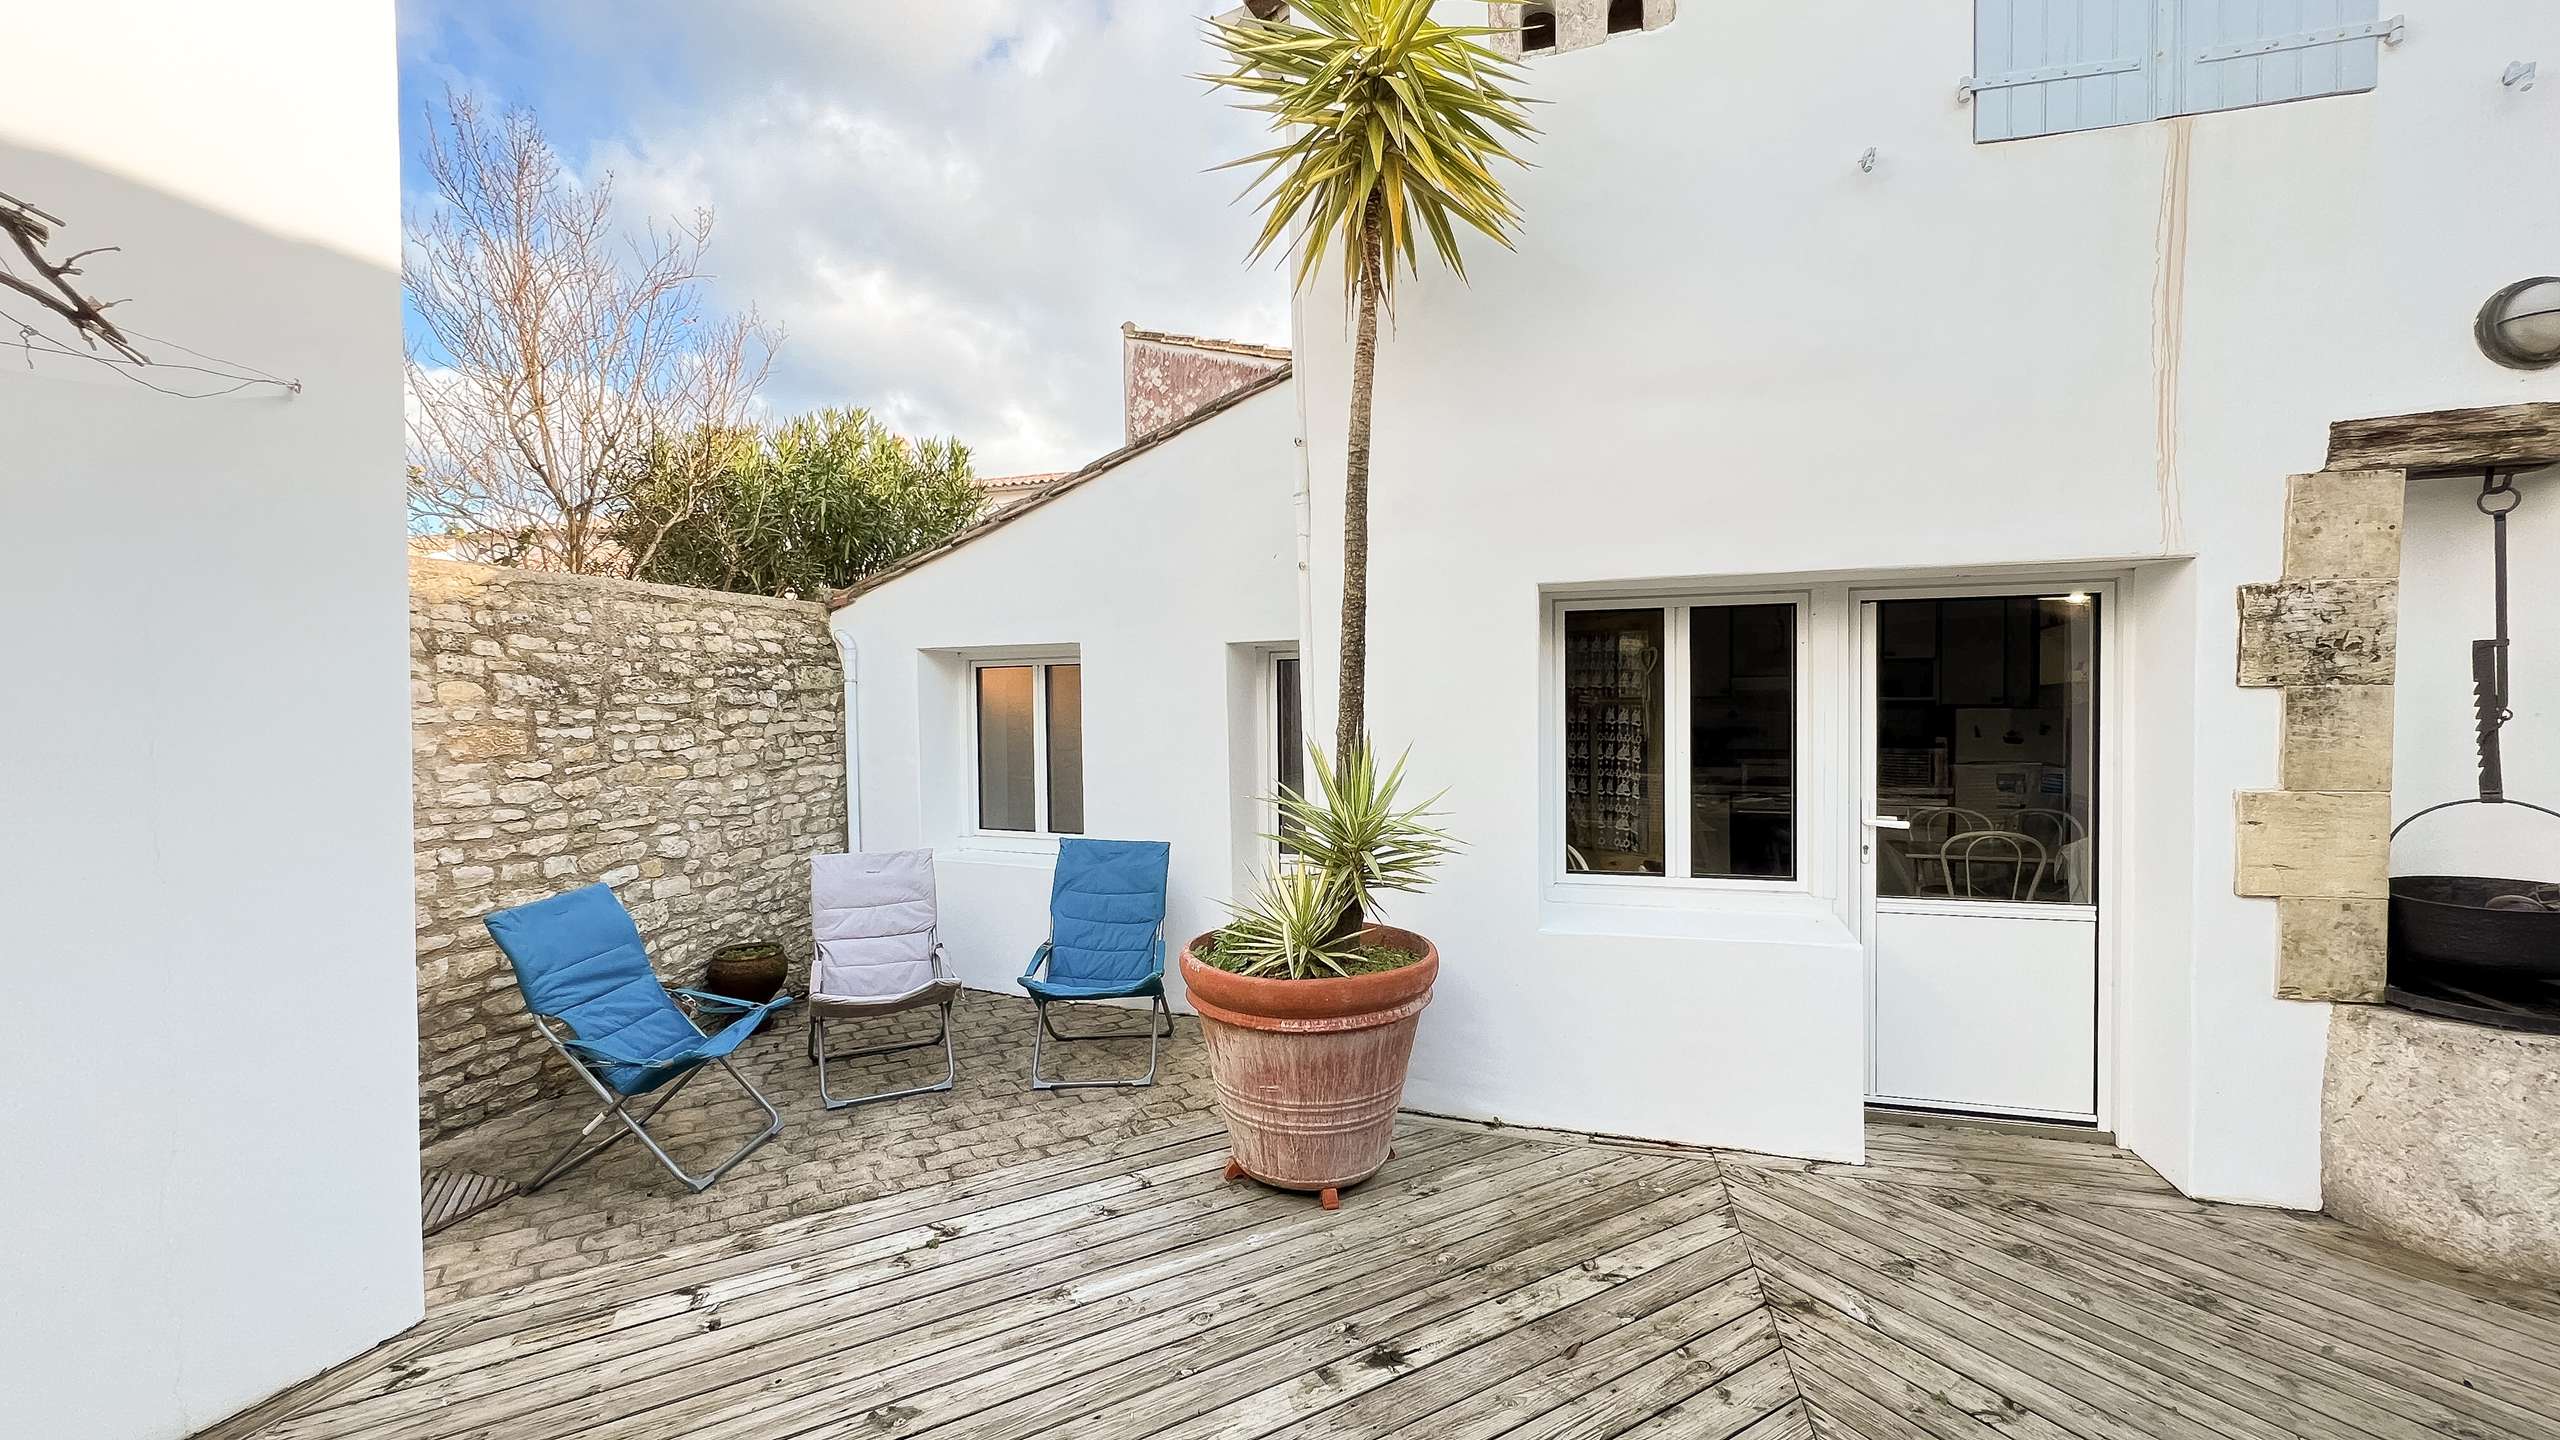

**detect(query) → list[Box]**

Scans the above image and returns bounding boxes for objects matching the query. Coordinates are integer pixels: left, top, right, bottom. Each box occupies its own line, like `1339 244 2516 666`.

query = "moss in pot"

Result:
1180 744 1456 1210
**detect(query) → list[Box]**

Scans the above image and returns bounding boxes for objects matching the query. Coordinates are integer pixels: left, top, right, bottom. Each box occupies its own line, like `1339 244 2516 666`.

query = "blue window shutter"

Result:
1971 0 2158 142
2175 0 2390 116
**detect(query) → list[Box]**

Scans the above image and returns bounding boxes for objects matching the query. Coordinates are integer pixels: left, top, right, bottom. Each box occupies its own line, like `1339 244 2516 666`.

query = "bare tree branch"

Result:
404 90 778 574
0 190 147 364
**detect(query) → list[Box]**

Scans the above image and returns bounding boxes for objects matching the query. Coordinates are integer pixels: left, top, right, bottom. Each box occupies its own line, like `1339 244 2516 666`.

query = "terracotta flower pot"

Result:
1178 926 1438 1208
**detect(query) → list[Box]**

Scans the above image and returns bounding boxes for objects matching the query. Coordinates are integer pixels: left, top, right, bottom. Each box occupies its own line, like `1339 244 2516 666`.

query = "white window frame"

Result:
1257 646 1303 862
966 652 1083 842
1547 589 1813 896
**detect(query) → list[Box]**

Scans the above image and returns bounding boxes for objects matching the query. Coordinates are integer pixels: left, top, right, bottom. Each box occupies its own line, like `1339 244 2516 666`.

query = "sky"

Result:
396 0 1292 476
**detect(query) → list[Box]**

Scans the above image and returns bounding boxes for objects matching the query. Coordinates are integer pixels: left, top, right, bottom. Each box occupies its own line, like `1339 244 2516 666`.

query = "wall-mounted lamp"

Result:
2476 277 2560 370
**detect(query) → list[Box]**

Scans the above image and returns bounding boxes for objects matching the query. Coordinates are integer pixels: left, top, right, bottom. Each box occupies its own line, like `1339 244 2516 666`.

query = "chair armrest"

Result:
1147 932 1168 978
674 987 759 1013
1021 940 1053 982
691 989 794 1017
527 1013 657 1070
557 1035 663 1069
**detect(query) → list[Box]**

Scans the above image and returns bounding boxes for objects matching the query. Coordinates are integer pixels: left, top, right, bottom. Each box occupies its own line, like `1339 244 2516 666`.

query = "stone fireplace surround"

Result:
2235 402 2560 1281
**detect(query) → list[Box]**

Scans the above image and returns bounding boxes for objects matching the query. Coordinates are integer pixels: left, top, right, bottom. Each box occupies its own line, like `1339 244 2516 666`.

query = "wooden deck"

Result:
209 1118 2560 1440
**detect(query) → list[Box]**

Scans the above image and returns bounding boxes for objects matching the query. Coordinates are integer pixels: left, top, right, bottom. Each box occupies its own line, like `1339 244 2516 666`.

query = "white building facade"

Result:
835 1 2560 1216
835 373 1304 1010
0 4 418 1436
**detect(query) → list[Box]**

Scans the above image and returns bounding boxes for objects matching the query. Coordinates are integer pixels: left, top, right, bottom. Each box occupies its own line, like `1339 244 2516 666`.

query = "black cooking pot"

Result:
2389 874 2560 981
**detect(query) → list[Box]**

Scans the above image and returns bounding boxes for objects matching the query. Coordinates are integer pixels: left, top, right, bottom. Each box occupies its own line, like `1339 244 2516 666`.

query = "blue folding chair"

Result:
1020 838 1175 1090
484 884 795 1193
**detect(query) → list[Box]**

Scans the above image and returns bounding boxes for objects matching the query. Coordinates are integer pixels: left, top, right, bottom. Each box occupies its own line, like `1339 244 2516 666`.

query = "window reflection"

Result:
1045 664 1084 835
1874 596 2097 904
1565 609 1666 875
1274 655 1303 854
1692 604 1795 879
976 665 1037 832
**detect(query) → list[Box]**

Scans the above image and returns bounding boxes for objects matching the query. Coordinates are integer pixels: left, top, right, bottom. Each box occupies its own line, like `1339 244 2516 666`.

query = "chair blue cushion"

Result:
1021 969 1165 1002
1030 838 1169 999
484 884 773 1096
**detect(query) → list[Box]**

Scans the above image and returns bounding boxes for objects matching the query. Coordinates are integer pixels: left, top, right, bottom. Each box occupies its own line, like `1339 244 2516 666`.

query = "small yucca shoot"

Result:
1217 865 1365 980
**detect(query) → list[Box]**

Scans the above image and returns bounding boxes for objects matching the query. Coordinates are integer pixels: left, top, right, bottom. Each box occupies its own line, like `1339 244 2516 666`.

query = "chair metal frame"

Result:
1023 935 1174 1092
807 959 960 1110
523 991 785 1195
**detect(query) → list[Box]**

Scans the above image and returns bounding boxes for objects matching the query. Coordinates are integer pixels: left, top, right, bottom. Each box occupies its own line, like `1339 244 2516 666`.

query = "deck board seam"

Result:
1719 1151 1834 1440
1759 1170 2490 1440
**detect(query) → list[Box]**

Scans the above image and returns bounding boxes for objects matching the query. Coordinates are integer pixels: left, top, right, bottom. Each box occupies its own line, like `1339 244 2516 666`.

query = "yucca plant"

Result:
1276 742 1457 934
1212 742 1458 977
1205 0 1535 759
1215 866 1367 979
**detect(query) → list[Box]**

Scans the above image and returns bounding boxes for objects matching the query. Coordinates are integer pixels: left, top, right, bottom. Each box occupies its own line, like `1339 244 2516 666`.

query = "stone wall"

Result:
411 559 845 1139
2326 1004 2560 1281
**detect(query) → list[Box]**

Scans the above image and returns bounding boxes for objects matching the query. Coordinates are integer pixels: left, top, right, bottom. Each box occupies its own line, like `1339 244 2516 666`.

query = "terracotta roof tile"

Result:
1119 321 1291 362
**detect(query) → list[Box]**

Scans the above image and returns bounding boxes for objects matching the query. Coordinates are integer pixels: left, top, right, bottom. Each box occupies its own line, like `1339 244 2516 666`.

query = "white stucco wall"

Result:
0 5 418 1437
2394 465 2560 869
831 383 1302 1009
1292 3 2560 1201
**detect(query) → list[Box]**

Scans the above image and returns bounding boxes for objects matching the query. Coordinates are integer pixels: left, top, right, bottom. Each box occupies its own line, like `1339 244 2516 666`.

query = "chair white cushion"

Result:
811 849 940 1004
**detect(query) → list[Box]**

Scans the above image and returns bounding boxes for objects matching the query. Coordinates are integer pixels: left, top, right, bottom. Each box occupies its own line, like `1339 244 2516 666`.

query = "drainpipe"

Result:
832 622 862 850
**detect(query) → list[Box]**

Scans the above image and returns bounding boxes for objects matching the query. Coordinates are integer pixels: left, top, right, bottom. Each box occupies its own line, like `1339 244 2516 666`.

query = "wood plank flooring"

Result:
420 1167 518 1237
209 1119 2560 1440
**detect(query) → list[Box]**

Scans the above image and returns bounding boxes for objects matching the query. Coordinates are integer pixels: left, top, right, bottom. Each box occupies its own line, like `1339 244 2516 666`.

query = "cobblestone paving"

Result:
419 991 1218 1307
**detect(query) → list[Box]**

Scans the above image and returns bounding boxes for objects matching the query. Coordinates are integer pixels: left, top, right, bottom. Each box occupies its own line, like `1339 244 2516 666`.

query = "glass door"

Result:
1861 591 2101 1121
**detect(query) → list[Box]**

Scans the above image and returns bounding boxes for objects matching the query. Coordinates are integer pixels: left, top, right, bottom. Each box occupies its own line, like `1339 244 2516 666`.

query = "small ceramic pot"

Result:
704 941 789 1031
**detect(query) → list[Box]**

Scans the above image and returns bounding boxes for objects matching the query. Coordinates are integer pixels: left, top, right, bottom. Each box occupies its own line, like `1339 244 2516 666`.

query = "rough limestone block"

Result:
2282 470 2404 580
2275 897 2386 1002
2279 684 2396 793
2234 789 2388 898
2236 580 2396 687
2327 1004 2560 1281
443 723 532 761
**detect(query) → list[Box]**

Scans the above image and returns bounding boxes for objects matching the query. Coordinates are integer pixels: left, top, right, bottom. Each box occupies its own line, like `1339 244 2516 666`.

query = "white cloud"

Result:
406 1 1292 474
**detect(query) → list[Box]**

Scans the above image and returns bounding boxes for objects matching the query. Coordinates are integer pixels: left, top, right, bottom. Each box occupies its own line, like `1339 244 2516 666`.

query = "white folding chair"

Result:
807 850 965 1109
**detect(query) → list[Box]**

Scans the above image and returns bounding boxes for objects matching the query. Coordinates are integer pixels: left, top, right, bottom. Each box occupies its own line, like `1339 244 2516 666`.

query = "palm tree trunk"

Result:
1335 196 1383 764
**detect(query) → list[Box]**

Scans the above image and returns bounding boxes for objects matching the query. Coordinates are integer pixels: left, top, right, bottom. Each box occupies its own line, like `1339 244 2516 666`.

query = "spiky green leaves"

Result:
1216 742 1459 980
1203 0 1536 303
1214 866 1366 978
1275 741 1458 920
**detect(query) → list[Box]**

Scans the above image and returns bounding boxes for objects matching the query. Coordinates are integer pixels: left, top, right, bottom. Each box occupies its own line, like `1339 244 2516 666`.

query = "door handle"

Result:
1866 815 1912 830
